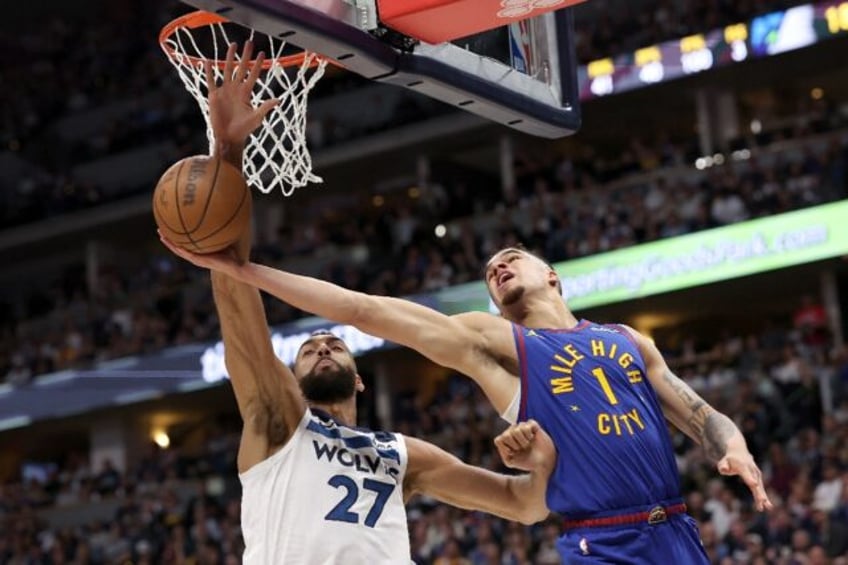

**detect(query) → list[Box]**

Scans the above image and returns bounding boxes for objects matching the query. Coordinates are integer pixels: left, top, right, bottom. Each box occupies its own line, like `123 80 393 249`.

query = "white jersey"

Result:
239 408 411 564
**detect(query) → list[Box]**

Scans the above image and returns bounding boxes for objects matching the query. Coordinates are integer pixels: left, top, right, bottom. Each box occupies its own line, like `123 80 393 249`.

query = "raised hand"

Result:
717 451 773 512
205 41 280 147
158 230 245 273
494 420 557 473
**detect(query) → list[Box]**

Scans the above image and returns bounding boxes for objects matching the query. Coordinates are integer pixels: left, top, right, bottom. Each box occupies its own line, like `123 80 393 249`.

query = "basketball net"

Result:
160 12 328 196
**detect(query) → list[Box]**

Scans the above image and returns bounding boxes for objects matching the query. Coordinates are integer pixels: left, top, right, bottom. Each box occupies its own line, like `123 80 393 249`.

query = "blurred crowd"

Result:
0 0 825 228
572 0 808 64
0 1 202 228
1 320 847 563
2 117 847 386
0 422 245 564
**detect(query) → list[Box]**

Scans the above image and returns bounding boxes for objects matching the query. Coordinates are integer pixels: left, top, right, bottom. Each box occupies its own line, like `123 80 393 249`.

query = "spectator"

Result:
812 460 844 513
811 507 848 558
793 294 830 349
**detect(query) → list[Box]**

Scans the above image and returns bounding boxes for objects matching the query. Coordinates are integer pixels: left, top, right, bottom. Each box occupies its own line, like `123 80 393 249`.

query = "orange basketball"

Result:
153 155 251 254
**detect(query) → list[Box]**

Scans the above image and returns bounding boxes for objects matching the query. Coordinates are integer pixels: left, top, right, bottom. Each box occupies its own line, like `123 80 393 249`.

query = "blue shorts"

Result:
556 514 709 564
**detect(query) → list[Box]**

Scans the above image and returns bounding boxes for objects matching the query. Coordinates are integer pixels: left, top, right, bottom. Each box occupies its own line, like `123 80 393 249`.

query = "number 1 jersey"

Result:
239 407 410 564
512 320 682 517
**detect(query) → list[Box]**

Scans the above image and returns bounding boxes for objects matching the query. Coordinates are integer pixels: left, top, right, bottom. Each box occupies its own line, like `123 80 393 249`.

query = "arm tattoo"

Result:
662 369 734 461
702 412 736 462
662 369 707 435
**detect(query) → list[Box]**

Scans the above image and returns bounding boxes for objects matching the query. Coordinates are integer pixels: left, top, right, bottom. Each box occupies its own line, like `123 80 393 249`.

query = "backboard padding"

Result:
177 0 581 137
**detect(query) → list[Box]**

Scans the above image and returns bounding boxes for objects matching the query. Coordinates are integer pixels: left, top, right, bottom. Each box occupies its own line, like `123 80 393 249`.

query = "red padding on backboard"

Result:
377 0 585 44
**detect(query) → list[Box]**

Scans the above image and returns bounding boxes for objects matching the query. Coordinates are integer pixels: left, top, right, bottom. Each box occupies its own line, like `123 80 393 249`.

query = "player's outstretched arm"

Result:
624 326 773 512
237 262 494 375
402 421 555 525
164 42 304 473
161 250 520 413
208 249 306 461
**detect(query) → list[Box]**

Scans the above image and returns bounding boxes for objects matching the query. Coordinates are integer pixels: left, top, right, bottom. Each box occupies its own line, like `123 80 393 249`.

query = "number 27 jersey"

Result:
239 408 410 565
512 320 681 517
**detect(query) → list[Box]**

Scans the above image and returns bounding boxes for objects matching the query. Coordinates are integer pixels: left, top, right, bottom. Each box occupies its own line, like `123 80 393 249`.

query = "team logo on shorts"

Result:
648 506 668 525
579 537 590 555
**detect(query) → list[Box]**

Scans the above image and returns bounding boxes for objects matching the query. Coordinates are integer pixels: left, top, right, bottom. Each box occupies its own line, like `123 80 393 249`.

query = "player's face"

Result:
294 336 359 404
484 248 553 308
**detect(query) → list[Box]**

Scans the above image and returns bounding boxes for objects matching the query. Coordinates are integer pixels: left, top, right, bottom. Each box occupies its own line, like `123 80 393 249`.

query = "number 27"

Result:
325 475 396 528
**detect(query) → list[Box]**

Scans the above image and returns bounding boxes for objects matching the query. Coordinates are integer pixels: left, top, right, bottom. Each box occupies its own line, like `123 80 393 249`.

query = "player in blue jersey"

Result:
168 238 773 562
165 43 558 563
163 54 771 560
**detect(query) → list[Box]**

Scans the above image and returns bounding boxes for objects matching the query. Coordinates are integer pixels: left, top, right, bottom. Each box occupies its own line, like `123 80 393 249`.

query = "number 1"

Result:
591 367 619 405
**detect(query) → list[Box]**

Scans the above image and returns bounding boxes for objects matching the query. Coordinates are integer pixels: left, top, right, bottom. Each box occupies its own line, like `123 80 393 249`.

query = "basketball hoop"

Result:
160 11 333 196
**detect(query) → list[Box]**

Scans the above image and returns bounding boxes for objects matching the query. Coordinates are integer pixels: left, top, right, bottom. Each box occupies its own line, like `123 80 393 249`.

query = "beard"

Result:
500 284 525 307
299 361 357 404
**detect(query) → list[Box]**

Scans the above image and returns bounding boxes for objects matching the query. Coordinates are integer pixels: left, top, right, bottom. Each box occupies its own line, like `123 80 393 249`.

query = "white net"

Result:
161 15 328 196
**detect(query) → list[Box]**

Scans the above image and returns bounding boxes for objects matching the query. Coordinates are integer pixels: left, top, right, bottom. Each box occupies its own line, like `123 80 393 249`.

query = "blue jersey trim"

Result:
606 323 638 348
306 418 401 463
538 319 590 333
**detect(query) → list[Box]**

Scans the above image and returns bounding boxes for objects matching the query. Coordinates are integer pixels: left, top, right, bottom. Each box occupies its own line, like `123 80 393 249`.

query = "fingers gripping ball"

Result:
153 155 251 253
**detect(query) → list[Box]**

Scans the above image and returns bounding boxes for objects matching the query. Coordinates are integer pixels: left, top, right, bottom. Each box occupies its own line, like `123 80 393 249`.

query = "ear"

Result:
547 269 559 288
355 374 365 393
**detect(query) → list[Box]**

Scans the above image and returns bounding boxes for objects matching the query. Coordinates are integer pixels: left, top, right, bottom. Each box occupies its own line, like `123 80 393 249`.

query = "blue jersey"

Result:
512 320 681 518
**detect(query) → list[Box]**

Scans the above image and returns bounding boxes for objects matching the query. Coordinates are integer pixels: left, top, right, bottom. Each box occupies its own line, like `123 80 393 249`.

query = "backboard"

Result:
176 0 583 138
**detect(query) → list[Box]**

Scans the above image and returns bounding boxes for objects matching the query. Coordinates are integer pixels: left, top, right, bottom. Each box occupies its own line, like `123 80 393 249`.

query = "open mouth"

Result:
314 358 338 370
497 272 514 289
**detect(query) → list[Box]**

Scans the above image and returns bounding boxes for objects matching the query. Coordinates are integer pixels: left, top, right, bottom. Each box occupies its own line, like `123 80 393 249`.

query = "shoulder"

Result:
451 311 514 348
613 324 666 367
403 436 460 481
452 311 517 361
611 323 648 347
608 322 637 336
369 429 406 459
452 310 509 331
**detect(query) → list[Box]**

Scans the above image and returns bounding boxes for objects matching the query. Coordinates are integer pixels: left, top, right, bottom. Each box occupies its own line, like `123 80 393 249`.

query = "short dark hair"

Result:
484 244 562 295
309 329 336 339
296 330 346 356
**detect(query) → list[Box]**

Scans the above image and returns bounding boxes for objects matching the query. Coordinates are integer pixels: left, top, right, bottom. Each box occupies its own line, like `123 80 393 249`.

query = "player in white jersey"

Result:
232 329 554 564
239 369 411 563
160 42 557 565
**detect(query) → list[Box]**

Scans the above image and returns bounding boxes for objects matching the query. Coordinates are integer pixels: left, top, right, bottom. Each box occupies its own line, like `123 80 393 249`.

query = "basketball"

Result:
152 155 251 254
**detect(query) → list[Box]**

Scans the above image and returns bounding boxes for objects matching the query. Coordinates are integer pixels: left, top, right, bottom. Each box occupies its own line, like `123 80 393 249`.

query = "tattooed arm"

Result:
654 366 735 459
622 326 773 512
